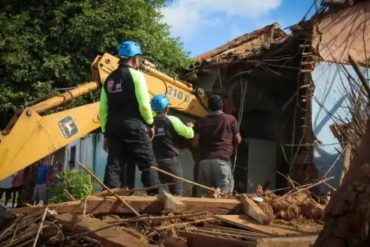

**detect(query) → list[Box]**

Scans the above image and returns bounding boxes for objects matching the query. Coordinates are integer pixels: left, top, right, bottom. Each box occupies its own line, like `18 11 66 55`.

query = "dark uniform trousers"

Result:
104 119 159 194
157 156 183 195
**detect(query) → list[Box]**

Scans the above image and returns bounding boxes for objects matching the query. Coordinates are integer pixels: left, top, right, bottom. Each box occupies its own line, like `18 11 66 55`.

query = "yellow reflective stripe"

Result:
167 115 194 139
129 68 154 125
99 87 108 132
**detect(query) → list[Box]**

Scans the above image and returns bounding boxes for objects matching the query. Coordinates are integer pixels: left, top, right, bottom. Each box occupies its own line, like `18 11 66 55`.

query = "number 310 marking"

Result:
167 86 190 103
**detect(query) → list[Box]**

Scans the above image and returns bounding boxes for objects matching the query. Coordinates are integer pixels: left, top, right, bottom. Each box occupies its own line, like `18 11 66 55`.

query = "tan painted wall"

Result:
312 1 370 65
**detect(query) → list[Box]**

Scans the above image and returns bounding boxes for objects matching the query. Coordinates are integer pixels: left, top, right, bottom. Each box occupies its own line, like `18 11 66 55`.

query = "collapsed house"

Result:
1 1 370 247
47 0 370 196
180 0 370 193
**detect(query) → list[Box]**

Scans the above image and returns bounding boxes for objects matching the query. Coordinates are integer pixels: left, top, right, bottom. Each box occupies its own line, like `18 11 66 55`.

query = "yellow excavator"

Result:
0 53 208 180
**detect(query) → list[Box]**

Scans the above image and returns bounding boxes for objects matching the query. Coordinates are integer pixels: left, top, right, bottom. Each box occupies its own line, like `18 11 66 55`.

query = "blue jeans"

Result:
196 158 234 197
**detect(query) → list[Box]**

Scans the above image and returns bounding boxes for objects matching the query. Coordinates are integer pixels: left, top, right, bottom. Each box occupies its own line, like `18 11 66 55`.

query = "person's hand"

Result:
148 127 155 141
186 122 194 128
103 137 108 152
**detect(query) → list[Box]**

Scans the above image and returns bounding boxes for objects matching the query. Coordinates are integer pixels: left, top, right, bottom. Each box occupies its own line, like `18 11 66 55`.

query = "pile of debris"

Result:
0 180 327 247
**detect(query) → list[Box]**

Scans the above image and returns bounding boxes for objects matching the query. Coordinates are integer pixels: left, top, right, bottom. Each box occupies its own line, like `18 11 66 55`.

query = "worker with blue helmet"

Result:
99 40 159 193
118 40 142 58
151 94 170 112
151 94 194 195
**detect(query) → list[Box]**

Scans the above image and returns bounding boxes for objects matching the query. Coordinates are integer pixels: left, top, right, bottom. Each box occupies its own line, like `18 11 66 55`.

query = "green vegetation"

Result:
0 0 191 128
49 169 97 203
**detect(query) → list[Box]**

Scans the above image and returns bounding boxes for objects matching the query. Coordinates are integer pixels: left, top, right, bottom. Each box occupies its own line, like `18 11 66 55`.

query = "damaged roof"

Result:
193 0 370 67
194 23 288 66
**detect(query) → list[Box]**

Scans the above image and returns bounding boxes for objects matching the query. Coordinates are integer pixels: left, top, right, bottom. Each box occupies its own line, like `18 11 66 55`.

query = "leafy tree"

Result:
0 0 190 128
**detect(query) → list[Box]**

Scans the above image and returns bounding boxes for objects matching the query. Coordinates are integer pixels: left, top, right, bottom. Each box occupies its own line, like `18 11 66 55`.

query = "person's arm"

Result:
167 116 194 139
234 132 242 145
191 121 200 148
232 117 242 145
129 68 154 126
192 133 200 148
99 86 108 134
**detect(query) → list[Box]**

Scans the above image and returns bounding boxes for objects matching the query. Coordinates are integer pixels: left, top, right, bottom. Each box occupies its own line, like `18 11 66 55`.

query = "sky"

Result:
161 0 319 57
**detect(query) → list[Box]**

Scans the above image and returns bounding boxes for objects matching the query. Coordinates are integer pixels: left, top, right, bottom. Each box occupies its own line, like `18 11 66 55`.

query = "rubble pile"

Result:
257 189 325 221
315 120 370 246
0 183 327 247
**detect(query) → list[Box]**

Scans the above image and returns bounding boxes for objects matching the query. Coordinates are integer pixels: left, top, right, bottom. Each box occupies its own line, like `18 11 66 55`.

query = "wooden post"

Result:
158 191 186 213
240 194 271 225
32 207 48 247
77 161 140 216
63 189 76 201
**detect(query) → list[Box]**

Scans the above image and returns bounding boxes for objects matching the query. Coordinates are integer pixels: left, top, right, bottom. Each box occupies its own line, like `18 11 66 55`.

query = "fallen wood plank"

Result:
180 230 255 247
240 194 271 224
12 196 242 215
56 214 153 247
182 228 317 247
158 192 185 213
94 183 177 196
215 215 303 236
95 188 130 196
256 235 317 247
78 161 140 216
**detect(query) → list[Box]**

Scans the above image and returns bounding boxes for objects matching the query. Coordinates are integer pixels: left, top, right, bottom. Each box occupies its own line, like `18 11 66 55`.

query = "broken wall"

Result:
306 0 370 190
312 0 370 65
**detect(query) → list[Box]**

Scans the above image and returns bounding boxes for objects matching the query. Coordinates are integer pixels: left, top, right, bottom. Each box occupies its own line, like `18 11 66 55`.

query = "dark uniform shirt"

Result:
153 115 194 160
99 63 153 134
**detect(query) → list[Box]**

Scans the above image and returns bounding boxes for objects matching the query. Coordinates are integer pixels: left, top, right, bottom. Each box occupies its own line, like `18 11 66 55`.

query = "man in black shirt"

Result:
193 95 242 196
151 95 194 195
99 40 158 193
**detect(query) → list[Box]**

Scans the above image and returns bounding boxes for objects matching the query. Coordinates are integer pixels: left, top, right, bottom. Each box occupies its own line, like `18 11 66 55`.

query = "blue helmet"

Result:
118 40 142 58
151 95 170 112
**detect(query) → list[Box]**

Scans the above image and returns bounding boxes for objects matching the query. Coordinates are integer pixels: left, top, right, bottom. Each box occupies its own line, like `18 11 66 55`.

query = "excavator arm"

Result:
0 53 207 179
